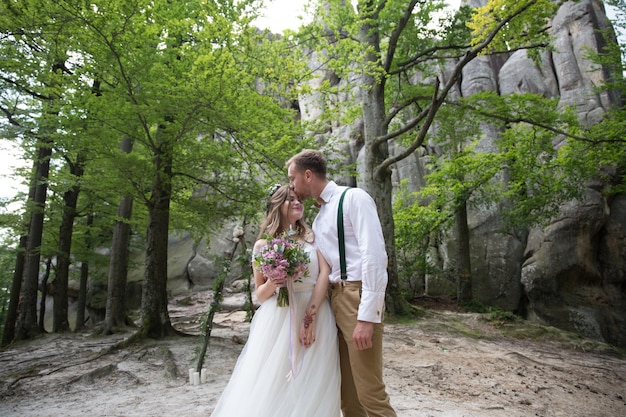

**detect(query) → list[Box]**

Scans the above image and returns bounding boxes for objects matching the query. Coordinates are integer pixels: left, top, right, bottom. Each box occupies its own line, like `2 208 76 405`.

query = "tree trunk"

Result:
141 129 176 339
2 180 37 346
38 258 52 331
15 139 52 341
103 195 134 333
104 138 135 334
357 5 413 316
75 214 92 331
454 201 472 304
2 234 29 346
53 153 84 332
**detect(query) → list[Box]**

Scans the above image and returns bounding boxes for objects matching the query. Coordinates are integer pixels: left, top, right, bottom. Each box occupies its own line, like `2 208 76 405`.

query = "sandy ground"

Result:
1 290 625 417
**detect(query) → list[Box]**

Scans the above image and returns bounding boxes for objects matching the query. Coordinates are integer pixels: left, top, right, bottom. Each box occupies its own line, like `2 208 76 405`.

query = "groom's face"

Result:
287 163 310 201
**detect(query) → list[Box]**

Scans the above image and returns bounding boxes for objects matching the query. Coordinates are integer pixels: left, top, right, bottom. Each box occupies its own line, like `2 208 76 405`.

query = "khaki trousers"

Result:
331 281 396 417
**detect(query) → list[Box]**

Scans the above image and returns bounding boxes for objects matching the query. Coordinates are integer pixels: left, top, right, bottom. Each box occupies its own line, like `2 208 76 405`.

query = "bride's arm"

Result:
300 250 331 347
253 239 279 304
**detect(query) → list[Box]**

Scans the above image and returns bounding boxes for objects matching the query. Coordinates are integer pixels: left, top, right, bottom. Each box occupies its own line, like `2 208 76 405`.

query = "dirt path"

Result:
1 292 625 417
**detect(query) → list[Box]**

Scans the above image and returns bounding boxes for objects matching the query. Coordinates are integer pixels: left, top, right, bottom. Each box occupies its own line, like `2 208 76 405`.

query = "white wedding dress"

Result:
210 242 341 417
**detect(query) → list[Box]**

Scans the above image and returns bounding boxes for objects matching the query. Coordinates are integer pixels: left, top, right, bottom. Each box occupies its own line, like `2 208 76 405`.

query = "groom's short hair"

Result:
287 149 327 178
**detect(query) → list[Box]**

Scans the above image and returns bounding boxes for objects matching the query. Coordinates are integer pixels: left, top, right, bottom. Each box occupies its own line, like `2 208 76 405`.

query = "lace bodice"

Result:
298 242 318 286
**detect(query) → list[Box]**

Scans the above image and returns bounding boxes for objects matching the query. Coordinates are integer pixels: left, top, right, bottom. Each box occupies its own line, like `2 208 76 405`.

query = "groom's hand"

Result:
353 321 374 350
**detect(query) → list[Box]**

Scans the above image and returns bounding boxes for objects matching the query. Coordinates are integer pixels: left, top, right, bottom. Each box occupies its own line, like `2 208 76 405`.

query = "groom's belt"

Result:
330 280 361 290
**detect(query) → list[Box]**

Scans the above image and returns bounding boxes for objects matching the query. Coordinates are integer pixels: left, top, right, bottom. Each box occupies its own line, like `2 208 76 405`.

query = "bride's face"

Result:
281 190 304 225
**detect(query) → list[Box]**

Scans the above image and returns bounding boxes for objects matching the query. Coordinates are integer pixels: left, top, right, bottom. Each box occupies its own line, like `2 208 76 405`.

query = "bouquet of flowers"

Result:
253 234 309 307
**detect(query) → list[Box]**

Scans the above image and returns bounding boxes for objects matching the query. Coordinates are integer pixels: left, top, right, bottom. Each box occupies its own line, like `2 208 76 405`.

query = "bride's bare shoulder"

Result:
253 239 268 251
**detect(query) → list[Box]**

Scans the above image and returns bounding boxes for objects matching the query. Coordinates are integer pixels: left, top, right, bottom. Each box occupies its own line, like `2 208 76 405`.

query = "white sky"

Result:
254 0 312 33
255 0 621 35
254 0 464 33
0 142 27 202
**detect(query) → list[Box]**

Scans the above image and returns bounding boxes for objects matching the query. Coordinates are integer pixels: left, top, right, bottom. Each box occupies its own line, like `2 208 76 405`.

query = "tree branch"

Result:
383 0 420 74
451 100 624 144
375 0 542 175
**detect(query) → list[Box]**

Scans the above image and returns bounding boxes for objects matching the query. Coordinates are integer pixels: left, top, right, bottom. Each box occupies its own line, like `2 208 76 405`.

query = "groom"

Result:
287 149 396 417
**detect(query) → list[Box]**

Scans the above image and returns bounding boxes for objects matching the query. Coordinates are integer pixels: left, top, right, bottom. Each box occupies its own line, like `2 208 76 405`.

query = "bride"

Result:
209 184 341 417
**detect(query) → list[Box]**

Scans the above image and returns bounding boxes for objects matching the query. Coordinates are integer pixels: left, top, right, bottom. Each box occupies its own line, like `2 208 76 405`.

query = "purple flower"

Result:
252 234 310 306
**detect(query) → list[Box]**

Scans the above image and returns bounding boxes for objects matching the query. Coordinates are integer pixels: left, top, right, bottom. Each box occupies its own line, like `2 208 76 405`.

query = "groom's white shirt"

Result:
313 181 387 323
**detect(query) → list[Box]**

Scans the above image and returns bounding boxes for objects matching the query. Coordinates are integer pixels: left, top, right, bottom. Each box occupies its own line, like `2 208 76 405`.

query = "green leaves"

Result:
409 90 595 232
467 0 558 56
0 0 314 256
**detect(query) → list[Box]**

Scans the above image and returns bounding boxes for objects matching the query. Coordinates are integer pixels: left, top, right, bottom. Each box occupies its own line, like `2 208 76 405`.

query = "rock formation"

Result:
298 0 626 346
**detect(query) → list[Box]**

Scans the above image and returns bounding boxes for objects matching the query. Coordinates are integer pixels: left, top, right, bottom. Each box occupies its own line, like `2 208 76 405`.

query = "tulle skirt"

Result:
210 287 341 417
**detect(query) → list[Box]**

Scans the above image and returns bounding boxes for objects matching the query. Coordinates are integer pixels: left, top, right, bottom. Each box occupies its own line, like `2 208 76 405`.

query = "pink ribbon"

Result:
285 278 304 381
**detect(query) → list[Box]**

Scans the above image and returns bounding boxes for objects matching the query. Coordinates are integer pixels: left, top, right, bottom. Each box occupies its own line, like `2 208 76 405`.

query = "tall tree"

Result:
75 213 94 331
16 135 53 339
52 152 85 332
142 121 176 337
1 232 29 345
103 138 135 334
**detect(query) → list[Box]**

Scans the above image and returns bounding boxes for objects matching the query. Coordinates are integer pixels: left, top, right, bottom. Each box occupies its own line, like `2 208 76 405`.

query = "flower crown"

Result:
268 183 282 198
266 183 282 213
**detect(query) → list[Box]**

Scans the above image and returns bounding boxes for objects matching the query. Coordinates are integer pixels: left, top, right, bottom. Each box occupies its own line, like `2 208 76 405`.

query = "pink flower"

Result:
253 235 309 306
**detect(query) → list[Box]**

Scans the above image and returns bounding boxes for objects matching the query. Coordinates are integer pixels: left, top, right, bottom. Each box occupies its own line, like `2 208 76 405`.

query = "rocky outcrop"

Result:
433 0 625 346
508 0 625 346
458 0 624 346
520 174 626 346
298 0 626 346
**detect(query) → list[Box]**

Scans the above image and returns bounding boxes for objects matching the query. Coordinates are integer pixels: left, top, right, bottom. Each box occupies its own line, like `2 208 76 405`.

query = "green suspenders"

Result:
337 188 351 281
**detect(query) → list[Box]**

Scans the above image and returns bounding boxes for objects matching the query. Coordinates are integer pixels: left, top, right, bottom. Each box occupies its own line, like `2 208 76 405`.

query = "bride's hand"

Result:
300 311 316 348
268 276 287 288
